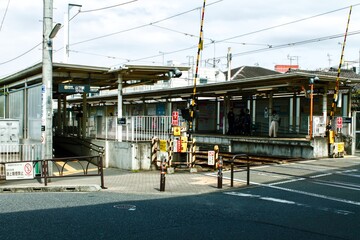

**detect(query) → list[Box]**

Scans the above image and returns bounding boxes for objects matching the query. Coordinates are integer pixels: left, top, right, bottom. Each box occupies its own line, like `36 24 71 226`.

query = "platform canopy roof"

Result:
76 69 360 104
0 62 189 98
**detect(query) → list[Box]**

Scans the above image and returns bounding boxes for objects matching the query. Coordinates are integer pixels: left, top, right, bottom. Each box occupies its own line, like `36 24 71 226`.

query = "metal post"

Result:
43 160 48 186
99 154 107 189
217 156 223 189
230 160 234 187
160 158 166 191
117 74 123 142
247 160 250 186
309 82 314 139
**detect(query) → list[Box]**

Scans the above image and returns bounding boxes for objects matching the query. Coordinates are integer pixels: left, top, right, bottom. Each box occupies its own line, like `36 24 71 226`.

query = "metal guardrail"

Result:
0 155 106 189
230 153 250 187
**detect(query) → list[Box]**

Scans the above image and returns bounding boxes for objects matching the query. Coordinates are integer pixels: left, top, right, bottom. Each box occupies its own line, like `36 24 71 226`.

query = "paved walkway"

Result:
1 156 359 195
0 167 245 195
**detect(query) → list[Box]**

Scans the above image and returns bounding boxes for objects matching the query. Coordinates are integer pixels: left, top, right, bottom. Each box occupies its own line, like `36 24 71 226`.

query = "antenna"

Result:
287 54 300 65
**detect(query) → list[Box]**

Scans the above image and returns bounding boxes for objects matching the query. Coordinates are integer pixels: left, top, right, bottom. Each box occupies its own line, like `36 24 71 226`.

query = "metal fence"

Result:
0 144 42 178
67 115 173 142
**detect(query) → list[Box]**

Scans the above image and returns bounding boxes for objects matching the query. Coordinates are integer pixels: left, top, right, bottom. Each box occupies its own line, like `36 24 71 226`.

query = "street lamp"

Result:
64 3 82 63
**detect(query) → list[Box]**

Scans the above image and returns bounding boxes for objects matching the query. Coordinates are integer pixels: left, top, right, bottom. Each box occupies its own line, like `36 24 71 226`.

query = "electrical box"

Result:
0 119 20 153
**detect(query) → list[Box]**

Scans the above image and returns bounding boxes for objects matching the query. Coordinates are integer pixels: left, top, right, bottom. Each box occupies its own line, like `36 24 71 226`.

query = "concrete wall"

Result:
194 134 329 159
55 137 153 171
105 141 152 170
231 138 314 159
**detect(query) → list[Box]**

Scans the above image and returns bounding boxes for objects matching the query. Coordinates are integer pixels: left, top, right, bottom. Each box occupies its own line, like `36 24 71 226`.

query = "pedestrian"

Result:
243 109 251 135
269 110 280 137
227 108 235 135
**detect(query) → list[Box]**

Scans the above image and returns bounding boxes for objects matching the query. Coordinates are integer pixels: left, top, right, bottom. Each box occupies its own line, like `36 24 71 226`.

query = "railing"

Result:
0 144 42 178
66 115 173 142
0 155 106 189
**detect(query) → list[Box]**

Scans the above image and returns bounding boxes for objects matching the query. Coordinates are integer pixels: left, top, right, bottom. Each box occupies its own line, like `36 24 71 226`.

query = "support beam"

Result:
82 93 87 138
117 74 123 142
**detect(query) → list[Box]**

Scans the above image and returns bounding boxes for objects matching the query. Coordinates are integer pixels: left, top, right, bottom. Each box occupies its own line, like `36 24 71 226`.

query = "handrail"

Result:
230 153 250 187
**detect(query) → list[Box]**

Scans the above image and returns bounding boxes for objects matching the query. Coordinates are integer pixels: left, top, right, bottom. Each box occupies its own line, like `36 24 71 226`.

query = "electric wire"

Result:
80 0 138 13
0 0 11 32
214 3 360 45
0 42 41 65
110 4 360 65
71 0 223 46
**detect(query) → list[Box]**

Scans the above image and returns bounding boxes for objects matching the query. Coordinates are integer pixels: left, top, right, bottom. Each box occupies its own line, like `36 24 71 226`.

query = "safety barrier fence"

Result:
65 115 173 142
0 144 42 178
0 155 106 189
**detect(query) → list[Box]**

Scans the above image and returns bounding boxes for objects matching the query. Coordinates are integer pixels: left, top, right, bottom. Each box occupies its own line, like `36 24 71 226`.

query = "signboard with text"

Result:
58 84 92 93
5 162 34 180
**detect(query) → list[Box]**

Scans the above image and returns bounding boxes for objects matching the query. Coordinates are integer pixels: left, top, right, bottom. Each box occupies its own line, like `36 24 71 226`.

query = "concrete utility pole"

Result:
42 0 60 174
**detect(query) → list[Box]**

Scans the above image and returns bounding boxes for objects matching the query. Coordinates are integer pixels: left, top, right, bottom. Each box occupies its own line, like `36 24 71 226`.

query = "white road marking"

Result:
224 192 355 215
309 173 333 178
312 181 360 191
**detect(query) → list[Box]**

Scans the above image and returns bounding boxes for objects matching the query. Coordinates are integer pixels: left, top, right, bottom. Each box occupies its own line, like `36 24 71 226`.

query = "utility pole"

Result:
42 0 61 175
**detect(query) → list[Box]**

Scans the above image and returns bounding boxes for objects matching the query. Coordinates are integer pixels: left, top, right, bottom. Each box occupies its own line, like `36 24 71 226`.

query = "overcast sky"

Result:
1 0 360 77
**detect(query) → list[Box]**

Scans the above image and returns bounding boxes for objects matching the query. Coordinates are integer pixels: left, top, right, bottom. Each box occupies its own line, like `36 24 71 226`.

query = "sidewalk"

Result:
0 168 245 195
2 156 359 195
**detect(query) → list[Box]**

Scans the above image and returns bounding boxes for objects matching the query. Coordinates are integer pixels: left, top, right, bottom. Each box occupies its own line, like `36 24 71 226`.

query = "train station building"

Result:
1 62 360 172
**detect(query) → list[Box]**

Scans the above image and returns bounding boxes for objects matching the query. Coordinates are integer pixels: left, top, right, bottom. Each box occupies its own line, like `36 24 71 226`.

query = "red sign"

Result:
172 111 179 126
336 117 343 129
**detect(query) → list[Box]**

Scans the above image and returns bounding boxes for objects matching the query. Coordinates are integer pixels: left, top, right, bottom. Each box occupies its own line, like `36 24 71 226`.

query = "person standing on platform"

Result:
227 108 235 135
269 110 280 137
244 109 251 135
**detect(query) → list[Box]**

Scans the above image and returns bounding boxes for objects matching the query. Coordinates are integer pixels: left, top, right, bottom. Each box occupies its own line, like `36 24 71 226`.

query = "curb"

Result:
0 185 101 193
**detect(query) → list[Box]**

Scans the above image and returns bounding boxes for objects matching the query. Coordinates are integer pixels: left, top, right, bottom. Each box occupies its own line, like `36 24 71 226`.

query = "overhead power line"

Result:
0 42 41 65
221 30 360 60
0 0 11 32
80 0 138 13
71 0 223 46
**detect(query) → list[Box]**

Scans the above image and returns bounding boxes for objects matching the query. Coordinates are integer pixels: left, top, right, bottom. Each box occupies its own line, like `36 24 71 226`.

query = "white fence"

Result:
67 115 174 142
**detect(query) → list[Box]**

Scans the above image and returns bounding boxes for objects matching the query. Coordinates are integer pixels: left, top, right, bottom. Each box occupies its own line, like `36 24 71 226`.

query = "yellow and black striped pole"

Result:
329 6 352 121
328 6 352 156
189 0 206 134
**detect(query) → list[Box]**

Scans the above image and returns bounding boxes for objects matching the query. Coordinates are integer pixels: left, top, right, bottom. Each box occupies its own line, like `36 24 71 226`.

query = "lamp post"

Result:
64 3 82 63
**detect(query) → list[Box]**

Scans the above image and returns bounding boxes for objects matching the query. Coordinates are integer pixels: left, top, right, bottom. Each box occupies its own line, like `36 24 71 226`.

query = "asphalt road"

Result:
0 159 359 240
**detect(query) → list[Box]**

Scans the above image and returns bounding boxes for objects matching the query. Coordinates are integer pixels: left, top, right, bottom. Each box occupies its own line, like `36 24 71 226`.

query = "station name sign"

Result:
58 84 98 93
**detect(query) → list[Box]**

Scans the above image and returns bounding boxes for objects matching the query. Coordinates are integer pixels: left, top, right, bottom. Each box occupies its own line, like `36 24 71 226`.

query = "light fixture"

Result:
49 23 62 39
61 79 72 84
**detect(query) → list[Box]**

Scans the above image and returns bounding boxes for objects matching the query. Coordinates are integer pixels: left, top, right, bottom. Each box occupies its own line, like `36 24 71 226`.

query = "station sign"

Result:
5 162 34 180
58 84 91 93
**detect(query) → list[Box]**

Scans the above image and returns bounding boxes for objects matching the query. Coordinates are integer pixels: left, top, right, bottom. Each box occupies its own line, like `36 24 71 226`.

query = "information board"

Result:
5 162 34 180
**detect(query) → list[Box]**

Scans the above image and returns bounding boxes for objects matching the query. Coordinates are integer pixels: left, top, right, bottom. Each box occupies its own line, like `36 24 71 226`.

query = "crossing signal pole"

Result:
327 6 352 157
189 0 206 135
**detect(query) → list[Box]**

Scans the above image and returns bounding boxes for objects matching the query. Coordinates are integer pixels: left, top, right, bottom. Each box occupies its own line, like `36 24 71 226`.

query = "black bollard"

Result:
217 156 223 189
160 160 166 191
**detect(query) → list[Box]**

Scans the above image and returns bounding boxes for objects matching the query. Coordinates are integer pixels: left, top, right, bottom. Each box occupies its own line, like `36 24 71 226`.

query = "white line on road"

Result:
224 192 354 215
